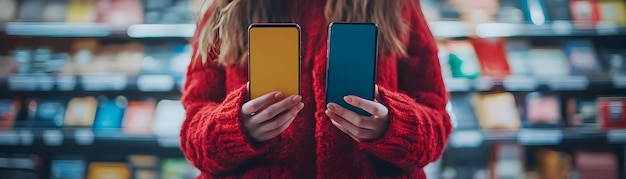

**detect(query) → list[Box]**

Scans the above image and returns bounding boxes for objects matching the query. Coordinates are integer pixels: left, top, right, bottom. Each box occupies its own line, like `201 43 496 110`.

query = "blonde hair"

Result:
196 0 411 66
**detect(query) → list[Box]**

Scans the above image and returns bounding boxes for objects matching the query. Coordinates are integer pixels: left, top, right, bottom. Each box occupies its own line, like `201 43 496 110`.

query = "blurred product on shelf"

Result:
66 0 97 23
0 100 20 129
144 0 194 24
544 0 574 21
65 97 98 127
169 44 193 78
598 97 626 129
11 47 68 75
521 0 549 25
497 0 526 23
162 158 199 179
0 154 41 179
470 38 512 78
93 96 127 130
447 0 500 23
51 156 86 179
598 0 626 25
43 0 69 22
563 39 602 75
566 97 599 127
128 155 158 179
17 0 45 22
87 162 130 179
505 39 532 75
437 42 453 79
449 93 480 129
95 0 143 30
527 47 570 77
153 100 185 137
490 143 524 179
600 50 626 75
142 43 176 74
536 148 572 179
123 100 157 135
524 92 562 127
31 100 67 128
574 149 618 179
0 0 17 22
0 56 19 78
474 92 521 130
444 39 481 79
570 0 601 28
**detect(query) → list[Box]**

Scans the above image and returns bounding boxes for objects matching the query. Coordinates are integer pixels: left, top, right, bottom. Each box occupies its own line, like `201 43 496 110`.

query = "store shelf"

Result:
0 128 181 155
0 74 183 98
3 21 625 38
445 75 626 92
3 22 117 37
0 22 194 38
449 129 626 148
429 21 626 38
127 24 195 38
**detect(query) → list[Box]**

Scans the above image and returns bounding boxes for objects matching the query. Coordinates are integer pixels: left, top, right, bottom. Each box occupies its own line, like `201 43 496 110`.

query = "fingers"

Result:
344 95 388 117
326 109 377 140
330 119 361 142
327 103 377 130
241 91 283 115
249 95 302 124
256 113 298 141
255 103 304 134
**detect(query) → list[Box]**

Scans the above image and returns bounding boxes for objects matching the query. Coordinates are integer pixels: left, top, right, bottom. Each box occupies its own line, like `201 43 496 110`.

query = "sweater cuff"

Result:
202 85 277 161
359 86 421 165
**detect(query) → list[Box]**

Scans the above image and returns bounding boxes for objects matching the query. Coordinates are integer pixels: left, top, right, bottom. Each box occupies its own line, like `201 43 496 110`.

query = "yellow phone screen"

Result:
248 24 300 100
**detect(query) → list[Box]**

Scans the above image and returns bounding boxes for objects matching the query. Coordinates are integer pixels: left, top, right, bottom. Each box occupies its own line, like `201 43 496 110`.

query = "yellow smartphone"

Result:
248 23 300 100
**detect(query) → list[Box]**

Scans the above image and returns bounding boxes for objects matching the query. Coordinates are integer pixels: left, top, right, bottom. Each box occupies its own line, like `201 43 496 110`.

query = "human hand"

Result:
325 86 390 142
240 90 304 142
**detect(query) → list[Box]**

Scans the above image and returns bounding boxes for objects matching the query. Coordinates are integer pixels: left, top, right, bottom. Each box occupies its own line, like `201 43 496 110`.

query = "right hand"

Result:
240 91 304 142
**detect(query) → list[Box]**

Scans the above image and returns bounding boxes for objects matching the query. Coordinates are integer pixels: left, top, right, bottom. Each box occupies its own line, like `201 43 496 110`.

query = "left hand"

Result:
325 86 390 142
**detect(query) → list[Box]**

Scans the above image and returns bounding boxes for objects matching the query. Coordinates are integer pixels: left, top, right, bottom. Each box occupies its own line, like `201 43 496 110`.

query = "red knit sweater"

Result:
180 0 451 178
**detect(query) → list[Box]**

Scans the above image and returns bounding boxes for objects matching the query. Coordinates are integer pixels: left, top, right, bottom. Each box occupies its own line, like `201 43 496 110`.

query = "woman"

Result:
180 0 451 178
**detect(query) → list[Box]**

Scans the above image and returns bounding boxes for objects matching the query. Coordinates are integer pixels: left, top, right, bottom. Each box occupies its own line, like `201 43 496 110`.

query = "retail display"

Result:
474 92 521 130
87 162 130 179
93 96 127 130
524 92 562 127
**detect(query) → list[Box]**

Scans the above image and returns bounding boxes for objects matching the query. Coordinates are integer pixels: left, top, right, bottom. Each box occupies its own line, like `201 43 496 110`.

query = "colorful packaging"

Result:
93 96 127 130
470 38 511 78
66 0 97 23
571 0 601 28
566 97 598 127
474 92 521 130
88 162 130 179
0 100 20 129
563 39 602 75
445 40 482 79
598 97 626 129
122 100 156 135
65 97 98 127
525 92 562 127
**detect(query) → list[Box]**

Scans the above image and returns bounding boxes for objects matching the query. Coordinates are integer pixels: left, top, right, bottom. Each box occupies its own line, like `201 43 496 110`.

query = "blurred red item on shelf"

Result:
95 0 143 29
0 99 20 129
574 149 618 179
123 100 156 135
570 0 601 28
526 92 561 124
598 97 626 129
470 38 511 79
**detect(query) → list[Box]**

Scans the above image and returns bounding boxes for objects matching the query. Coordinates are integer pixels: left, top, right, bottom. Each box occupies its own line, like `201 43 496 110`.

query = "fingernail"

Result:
344 96 353 104
327 103 335 111
274 92 283 98
292 95 302 102
297 103 304 110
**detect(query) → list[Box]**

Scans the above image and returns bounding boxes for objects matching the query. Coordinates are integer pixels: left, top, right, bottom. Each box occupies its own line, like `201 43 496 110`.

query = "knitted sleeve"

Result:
359 0 452 170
